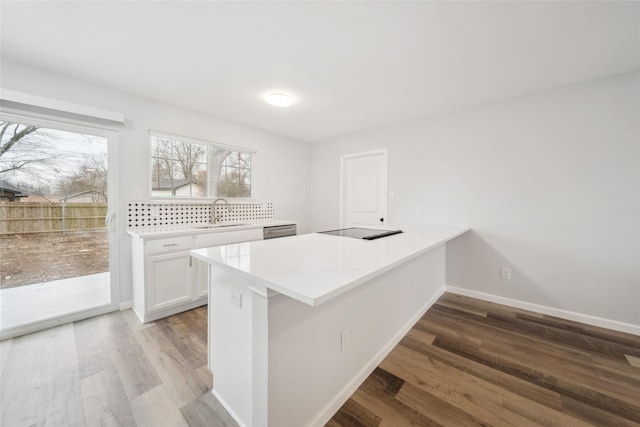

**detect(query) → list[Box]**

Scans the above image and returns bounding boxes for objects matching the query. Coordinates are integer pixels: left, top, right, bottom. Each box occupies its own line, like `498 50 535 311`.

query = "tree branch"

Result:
0 123 38 158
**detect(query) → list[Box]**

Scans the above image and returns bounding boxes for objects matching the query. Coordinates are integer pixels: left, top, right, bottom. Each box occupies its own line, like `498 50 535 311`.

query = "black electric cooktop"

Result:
319 227 403 240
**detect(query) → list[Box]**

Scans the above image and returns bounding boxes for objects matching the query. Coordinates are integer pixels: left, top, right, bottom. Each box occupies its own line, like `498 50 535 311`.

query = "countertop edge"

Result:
126 220 297 238
193 226 470 306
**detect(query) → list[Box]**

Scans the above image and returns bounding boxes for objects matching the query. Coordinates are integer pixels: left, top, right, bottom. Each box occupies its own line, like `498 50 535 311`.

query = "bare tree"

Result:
173 141 206 181
56 154 108 202
151 135 231 196
0 122 66 178
217 152 251 197
18 180 55 202
0 122 37 157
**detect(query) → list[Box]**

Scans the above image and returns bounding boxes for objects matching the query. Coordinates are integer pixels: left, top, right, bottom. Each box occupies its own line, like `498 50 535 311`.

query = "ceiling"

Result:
1 1 639 143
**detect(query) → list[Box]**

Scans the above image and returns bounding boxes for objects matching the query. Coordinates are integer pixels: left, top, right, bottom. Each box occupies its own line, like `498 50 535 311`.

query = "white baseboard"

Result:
307 286 446 427
119 300 133 310
445 286 640 336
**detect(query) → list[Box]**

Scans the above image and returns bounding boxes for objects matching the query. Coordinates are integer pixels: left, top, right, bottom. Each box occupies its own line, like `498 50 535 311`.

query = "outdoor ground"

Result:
0 231 109 289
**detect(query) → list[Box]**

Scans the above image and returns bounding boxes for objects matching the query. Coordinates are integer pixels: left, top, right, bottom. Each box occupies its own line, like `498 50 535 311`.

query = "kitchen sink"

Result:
190 223 251 229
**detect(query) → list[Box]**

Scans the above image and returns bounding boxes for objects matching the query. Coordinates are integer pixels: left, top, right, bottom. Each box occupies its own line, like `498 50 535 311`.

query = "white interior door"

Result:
340 149 388 229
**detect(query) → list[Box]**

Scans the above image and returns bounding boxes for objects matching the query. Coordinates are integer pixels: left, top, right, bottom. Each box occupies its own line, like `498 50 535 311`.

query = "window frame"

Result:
149 130 256 201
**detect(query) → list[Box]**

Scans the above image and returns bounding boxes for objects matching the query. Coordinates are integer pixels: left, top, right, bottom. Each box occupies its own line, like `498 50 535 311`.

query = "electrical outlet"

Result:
230 292 242 308
389 189 395 198
416 206 423 216
341 329 350 352
501 268 511 280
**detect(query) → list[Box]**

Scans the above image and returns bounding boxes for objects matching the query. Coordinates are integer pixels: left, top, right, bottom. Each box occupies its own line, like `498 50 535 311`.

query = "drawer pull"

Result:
162 243 179 247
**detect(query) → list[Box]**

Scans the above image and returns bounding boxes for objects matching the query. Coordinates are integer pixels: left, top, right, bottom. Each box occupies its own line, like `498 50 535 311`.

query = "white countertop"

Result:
191 225 469 306
126 220 296 238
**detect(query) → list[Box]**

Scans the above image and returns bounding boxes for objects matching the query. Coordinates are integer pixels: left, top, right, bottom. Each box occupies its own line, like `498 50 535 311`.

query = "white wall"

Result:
1 59 311 305
310 71 640 327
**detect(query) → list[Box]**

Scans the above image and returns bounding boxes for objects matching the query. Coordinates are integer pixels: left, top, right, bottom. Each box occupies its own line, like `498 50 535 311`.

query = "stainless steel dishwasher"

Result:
263 224 297 239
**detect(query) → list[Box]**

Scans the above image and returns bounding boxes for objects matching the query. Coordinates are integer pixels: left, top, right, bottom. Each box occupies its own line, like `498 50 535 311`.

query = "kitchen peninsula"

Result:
191 225 468 427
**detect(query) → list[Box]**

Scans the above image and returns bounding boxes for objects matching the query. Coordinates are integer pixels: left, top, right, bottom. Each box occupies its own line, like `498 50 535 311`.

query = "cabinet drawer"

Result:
146 236 193 254
195 228 263 248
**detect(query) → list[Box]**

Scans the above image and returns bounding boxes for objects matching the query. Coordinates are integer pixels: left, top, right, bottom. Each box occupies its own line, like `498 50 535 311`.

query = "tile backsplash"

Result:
126 201 274 228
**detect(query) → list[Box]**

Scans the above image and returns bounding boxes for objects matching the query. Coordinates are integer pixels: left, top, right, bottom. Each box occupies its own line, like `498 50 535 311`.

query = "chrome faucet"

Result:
211 198 233 224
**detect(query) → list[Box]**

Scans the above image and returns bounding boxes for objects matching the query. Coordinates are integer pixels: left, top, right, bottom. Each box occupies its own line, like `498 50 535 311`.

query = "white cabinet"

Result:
147 252 193 312
195 258 209 299
130 227 264 323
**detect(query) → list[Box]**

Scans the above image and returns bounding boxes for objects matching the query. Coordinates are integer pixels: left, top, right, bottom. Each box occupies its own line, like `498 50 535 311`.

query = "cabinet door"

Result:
195 258 209 299
147 252 193 312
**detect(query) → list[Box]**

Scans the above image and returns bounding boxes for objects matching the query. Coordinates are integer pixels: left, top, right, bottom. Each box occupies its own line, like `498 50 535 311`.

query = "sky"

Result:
0 121 108 189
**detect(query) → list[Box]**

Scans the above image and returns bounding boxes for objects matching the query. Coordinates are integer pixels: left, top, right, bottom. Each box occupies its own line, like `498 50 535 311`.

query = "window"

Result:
150 131 254 199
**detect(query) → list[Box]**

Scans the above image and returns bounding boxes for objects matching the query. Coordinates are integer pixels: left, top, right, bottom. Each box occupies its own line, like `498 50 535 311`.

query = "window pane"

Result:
192 163 207 197
216 151 252 198
150 131 253 199
151 157 173 197
152 137 172 159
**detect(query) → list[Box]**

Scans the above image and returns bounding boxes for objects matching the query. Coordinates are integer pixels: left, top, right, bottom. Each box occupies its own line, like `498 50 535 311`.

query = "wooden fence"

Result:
0 202 108 235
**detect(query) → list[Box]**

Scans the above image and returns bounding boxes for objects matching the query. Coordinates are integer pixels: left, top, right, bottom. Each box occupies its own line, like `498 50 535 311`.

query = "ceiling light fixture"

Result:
265 93 292 107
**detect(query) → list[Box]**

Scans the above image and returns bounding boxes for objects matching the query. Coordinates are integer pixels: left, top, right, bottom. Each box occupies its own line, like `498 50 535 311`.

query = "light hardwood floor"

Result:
1 306 238 427
1 293 639 426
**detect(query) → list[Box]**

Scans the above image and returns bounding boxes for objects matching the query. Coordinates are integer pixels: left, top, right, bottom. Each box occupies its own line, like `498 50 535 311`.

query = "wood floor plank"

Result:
489 310 640 359
130 385 189 427
81 366 137 427
426 307 640 407
428 304 640 381
425 306 640 396
438 292 543 319
1 307 238 427
327 292 640 426
520 312 640 348
381 344 544 426
433 299 488 317
111 325 163 401
155 313 207 371
394 381 492 427
1 324 86 426
350 368 441 427
330 398 382 427
74 311 124 379
135 322 210 408
399 331 565 411
559 394 640 427
180 390 240 427
2 294 638 427
625 354 640 368
425 315 640 423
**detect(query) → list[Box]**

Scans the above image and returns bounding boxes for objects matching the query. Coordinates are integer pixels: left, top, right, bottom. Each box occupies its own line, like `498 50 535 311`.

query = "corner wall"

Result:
1 59 312 305
310 71 640 327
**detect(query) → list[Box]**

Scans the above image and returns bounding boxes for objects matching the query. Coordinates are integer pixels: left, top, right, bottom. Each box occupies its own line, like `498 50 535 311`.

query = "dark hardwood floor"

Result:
328 293 640 427
1 293 638 426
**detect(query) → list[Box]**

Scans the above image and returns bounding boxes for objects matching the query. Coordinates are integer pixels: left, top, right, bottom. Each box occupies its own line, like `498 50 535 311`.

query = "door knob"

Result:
379 217 384 223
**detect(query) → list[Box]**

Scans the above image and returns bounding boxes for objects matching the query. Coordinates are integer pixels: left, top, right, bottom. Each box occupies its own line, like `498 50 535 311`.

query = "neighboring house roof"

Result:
0 180 28 198
58 190 105 202
152 179 197 190
21 194 56 203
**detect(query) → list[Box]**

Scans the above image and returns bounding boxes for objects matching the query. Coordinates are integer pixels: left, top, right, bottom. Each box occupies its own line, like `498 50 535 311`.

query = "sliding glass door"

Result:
0 115 118 338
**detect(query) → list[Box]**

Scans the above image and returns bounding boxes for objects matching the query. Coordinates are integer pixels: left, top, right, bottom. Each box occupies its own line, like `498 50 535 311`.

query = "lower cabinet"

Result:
130 227 264 323
146 252 193 312
195 258 209 299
